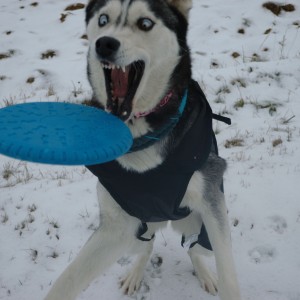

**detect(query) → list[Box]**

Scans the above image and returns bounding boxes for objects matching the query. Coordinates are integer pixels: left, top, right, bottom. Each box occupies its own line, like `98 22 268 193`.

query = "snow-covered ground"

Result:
1 1 300 299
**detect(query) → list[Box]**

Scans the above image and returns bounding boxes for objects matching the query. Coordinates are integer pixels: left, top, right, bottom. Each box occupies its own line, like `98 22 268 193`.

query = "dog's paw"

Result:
193 267 218 296
195 270 218 295
120 269 144 295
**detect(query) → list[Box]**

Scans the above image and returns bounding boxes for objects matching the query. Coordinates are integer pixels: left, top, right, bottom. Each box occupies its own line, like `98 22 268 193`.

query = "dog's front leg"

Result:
44 215 138 300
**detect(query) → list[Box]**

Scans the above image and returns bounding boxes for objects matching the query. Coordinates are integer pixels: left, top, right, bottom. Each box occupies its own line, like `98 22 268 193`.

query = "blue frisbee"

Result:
0 102 133 165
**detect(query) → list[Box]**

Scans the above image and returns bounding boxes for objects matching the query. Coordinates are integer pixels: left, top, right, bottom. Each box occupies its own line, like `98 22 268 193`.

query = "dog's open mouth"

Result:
101 60 145 120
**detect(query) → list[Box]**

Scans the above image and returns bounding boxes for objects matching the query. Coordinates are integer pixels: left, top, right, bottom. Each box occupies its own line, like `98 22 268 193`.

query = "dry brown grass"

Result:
262 2 295 16
224 138 244 148
41 50 57 59
272 138 283 147
65 3 85 11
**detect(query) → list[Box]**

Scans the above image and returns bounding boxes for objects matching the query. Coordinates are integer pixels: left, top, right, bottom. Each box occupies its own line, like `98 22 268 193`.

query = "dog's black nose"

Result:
95 36 121 59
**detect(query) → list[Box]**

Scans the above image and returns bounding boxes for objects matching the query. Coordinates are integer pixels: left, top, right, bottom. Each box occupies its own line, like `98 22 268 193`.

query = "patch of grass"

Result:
219 107 232 116
60 13 69 23
2 162 16 180
71 82 83 97
0 50 15 60
214 96 225 104
262 2 295 16
210 60 220 68
231 78 247 88
263 2 282 16
82 98 103 109
251 100 280 116
281 115 295 124
281 4 295 12
48 251 59 259
293 21 300 28
272 138 283 147
237 28 245 34
26 76 35 84
1 162 33 187
1 212 9 224
224 138 244 148
2 97 16 107
38 69 48 76
234 99 245 110
272 125 293 142
15 214 35 235
231 52 240 58
65 3 85 11
46 85 55 97
30 2 39 7
255 137 265 144
251 53 265 62
216 85 231 95
264 28 272 34
81 34 88 40
41 50 57 59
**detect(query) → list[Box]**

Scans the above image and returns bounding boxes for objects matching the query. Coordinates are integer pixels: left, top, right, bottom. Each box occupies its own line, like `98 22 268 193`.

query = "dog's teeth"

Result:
116 65 120 69
121 66 126 73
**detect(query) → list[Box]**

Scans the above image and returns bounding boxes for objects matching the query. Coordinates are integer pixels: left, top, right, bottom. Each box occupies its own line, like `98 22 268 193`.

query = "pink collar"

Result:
134 91 173 118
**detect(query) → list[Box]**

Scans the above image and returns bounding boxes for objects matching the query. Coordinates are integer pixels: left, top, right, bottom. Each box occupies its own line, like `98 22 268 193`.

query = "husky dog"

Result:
45 0 241 299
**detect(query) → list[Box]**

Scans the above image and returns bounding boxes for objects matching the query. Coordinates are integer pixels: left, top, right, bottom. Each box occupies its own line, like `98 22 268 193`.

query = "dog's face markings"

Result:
86 0 182 121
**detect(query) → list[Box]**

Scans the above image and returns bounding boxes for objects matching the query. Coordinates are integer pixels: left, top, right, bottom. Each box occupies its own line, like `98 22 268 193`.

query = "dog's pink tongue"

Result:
111 68 129 98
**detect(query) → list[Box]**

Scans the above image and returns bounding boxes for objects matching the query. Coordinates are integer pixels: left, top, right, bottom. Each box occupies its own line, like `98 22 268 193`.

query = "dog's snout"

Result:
95 36 120 59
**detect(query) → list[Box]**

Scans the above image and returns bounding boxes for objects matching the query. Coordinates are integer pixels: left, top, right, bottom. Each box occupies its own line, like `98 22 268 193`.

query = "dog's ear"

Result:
166 0 192 19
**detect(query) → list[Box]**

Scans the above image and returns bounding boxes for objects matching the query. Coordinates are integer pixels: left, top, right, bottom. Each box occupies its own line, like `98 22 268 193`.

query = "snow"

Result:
0 0 300 299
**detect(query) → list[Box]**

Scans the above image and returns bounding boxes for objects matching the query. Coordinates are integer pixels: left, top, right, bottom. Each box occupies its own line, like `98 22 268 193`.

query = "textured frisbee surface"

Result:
0 102 133 165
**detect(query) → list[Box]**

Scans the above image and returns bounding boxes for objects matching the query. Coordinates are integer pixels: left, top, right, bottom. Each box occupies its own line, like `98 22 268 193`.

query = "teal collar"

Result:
129 89 188 152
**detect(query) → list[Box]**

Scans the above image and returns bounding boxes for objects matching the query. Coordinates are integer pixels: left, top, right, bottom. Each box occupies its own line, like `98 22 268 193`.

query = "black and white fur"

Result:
44 0 241 299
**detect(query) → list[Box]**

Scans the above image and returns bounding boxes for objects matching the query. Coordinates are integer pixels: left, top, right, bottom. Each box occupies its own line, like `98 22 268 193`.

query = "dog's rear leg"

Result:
44 217 138 300
120 238 154 295
195 192 241 300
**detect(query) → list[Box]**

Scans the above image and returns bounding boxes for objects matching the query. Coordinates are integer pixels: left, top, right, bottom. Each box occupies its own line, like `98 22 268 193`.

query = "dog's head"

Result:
85 0 192 122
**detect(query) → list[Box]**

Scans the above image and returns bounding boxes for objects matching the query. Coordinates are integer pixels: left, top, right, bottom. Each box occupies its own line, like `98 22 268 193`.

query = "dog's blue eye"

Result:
99 14 109 27
137 18 155 31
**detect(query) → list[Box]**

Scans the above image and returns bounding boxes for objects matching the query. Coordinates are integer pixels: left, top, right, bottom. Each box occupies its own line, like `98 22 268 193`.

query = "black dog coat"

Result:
87 80 216 250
